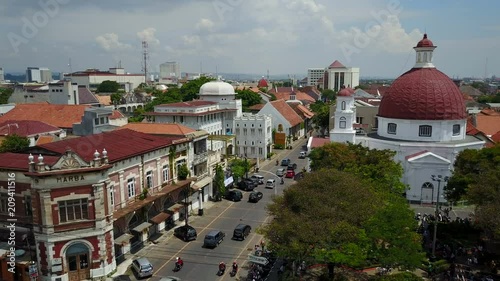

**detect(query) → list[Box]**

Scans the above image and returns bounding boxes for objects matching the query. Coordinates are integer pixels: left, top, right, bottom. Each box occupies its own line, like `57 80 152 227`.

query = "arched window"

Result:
341 101 346 110
419 125 432 137
339 117 346 129
422 182 433 189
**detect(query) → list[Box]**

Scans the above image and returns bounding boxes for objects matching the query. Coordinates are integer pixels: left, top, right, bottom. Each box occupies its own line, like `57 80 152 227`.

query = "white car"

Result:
265 179 276 189
250 174 265 184
160 277 181 281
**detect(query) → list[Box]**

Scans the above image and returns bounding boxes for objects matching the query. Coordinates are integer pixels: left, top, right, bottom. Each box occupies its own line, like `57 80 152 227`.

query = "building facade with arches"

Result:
330 34 485 203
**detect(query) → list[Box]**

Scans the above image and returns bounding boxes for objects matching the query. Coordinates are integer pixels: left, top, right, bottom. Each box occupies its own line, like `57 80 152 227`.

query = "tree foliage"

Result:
445 145 500 239
310 101 331 136
97 80 120 93
180 76 214 101
235 88 262 111
229 158 250 181
309 142 406 194
110 92 122 105
213 164 226 196
321 89 336 101
0 88 14 104
0 134 30 153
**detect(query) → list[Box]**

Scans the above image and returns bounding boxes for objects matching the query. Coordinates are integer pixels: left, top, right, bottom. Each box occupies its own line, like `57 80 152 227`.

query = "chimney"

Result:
471 113 477 127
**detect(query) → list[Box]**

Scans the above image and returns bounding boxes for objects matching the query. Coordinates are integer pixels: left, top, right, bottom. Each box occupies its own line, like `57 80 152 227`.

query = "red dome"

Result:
416 33 434 47
258 78 268 88
378 68 466 120
337 87 354 97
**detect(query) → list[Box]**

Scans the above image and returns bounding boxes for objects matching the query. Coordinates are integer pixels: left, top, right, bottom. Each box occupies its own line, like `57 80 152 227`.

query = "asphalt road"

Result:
127 139 309 281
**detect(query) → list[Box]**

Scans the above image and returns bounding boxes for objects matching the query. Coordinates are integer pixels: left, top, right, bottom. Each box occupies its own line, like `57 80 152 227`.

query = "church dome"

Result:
199 81 235 96
337 87 354 97
378 34 466 120
257 77 268 88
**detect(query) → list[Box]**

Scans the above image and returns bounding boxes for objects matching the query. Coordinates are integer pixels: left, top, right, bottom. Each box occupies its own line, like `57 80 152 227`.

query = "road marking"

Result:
149 201 235 279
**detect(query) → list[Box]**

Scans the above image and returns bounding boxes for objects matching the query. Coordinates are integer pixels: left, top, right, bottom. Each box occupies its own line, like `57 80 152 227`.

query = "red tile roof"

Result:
310 137 330 148
474 114 500 136
36 135 55 145
121 123 195 136
268 87 293 94
157 100 217 107
270 99 303 126
248 104 265 111
491 131 500 143
110 110 125 120
0 152 59 171
405 150 430 160
328 60 345 68
0 104 90 129
35 129 187 163
289 103 315 119
0 120 61 137
145 108 235 116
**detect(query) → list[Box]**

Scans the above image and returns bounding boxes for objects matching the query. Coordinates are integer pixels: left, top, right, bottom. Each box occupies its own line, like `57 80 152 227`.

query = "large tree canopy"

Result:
235 88 262 110
180 76 214 101
445 145 500 239
309 101 331 136
0 134 30 153
309 142 406 194
96 80 120 93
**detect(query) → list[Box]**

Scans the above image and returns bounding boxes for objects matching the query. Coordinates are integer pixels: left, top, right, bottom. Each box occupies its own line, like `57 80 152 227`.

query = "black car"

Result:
232 224 251 240
281 158 291 166
174 225 197 242
248 191 263 203
287 163 297 170
238 179 257 191
226 190 243 202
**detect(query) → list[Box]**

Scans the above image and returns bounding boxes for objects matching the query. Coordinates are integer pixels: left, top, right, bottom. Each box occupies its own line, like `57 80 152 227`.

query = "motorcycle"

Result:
173 261 183 272
230 265 238 277
217 264 226 276
280 178 284 185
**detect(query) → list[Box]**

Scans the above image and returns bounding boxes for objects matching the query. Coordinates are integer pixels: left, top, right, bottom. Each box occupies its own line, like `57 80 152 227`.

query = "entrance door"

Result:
66 243 90 281
421 182 434 204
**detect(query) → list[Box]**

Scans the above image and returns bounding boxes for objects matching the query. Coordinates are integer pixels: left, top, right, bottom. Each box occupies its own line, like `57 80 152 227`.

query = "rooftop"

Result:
268 99 303 126
0 120 61 137
0 104 90 129
120 123 196 136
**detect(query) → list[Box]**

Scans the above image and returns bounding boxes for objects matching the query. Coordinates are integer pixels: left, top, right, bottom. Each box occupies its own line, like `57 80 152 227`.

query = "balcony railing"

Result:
193 151 208 165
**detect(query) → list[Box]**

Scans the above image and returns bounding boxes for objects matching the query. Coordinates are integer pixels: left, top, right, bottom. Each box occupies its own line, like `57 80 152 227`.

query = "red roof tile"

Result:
475 114 500 135
328 60 345 68
36 129 187 163
270 99 303 126
310 137 330 148
36 135 55 145
405 150 430 160
491 131 500 143
110 110 125 120
0 152 59 171
121 123 195 136
157 100 217 107
0 104 90 129
0 120 61 137
248 104 265 111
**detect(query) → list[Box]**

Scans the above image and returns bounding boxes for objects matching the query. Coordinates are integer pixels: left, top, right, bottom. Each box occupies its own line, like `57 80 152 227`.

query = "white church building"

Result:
330 34 485 204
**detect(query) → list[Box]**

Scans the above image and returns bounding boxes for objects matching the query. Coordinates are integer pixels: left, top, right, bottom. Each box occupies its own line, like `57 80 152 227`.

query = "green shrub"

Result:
274 144 284 149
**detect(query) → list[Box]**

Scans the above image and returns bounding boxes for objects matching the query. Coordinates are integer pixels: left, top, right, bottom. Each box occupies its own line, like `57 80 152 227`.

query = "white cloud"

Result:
182 35 201 46
196 18 215 32
137 27 160 46
95 33 132 51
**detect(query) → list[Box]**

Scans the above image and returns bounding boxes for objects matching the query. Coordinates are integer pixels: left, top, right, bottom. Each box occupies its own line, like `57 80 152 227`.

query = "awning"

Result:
224 176 234 187
150 212 171 224
114 233 133 245
192 176 212 190
167 203 184 212
131 222 152 233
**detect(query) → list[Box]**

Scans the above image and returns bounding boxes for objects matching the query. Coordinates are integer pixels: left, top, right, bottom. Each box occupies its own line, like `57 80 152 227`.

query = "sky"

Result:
1 0 499 79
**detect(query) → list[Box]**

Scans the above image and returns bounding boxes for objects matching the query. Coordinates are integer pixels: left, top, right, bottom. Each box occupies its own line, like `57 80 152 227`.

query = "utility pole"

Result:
142 41 149 84
431 174 449 259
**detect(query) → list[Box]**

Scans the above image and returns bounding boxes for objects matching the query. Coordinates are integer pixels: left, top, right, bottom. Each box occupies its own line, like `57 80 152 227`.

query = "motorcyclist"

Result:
280 177 284 184
276 159 279 166
232 261 238 272
219 262 226 273
175 257 183 267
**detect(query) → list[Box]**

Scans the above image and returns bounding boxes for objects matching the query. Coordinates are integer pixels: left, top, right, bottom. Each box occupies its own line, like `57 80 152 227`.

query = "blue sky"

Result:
1 0 499 79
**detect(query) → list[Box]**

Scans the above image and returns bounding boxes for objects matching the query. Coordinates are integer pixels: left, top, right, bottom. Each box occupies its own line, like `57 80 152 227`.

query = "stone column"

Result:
119 171 125 208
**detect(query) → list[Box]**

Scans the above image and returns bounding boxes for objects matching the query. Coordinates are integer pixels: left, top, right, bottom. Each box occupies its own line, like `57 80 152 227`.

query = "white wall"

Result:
377 117 467 142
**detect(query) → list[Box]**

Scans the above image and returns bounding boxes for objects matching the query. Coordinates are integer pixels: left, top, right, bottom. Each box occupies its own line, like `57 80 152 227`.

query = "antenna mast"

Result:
68 58 72 80
141 41 150 84
484 57 488 80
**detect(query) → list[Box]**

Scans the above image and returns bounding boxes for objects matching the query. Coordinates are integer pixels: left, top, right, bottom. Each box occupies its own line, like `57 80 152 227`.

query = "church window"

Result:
339 117 346 129
419 125 432 137
387 123 397 134
341 101 346 110
452 124 460 136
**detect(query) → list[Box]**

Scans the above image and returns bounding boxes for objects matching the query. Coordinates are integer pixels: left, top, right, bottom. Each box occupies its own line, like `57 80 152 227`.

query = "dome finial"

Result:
423 33 427 39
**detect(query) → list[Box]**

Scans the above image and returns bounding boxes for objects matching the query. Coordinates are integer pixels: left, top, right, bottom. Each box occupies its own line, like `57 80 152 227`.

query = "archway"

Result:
226 144 233 156
65 243 90 281
421 182 434 203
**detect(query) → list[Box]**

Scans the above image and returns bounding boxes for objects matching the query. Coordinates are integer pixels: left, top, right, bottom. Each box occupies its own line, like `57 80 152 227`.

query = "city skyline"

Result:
1 0 499 79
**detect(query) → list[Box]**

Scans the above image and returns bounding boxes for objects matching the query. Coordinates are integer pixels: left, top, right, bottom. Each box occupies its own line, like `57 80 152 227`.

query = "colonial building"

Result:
233 113 272 159
330 34 486 204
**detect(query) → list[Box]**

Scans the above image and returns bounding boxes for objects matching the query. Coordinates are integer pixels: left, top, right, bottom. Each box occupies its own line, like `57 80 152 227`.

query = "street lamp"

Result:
430 174 449 258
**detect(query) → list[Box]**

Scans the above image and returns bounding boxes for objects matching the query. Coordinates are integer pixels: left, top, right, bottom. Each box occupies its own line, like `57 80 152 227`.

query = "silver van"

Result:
276 168 285 177
265 179 276 189
131 257 153 278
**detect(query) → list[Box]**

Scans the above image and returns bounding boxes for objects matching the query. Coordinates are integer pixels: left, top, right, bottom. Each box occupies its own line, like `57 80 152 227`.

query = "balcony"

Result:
193 151 208 165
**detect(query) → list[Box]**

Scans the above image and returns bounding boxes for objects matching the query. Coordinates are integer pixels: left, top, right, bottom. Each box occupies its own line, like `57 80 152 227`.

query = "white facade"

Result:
0 67 4 81
233 113 273 159
326 67 360 91
330 95 356 143
49 80 79 105
26 67 41 82
307 68 325 86
40 67 52 82
65 68 145 89
258 103 294 135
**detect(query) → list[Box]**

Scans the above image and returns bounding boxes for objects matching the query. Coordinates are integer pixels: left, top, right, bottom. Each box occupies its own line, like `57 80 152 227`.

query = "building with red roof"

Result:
258 99 305 139
0 120 65 146
329 34 485 204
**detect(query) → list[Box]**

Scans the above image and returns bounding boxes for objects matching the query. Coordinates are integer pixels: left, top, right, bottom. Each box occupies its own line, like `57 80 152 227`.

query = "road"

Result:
128 139 309 281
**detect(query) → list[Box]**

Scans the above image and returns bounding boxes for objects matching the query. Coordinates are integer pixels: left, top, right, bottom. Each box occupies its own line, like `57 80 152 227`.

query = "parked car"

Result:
203 230 225 248
250 174 265 184
238 179 257 191
287 163 297 170
285 169 295 178
113 275 132 281
265 179 276 189
131 257 154 278
281 158 291 166
299 151 306 159
159 277 181 281
276 168 286 177
248 191 263 203
226 190 243 202
174 225 197 242
232 224 251 240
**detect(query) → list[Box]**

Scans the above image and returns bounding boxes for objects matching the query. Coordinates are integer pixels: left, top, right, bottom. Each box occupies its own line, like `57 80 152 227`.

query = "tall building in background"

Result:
325 60 359 91
26 67 41 82
0 67 4 82
159 61 180 84
39 67 52 82
307 68 325 86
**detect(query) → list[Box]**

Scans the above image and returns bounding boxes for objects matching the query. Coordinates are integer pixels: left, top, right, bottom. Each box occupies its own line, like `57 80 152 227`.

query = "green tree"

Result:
229 158 250 181
321 89 336 101
110 92 122 105
310 101 331 137
309 142 406 194
177 163 190 180
96 80 120 93
470 81 488 94
180 76 214 101
213 164 226 196
0 88 14 104
445 145 500 239
0 134 30 153
235 88 262 110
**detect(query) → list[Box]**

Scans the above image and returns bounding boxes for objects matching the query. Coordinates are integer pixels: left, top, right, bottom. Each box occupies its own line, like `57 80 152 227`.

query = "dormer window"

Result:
452 124 460 136
387 123 397 135
419 125 432 137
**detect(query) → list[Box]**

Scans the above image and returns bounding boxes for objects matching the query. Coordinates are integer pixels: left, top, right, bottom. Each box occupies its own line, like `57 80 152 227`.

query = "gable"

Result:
50 150 91 170
406 152 450 165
